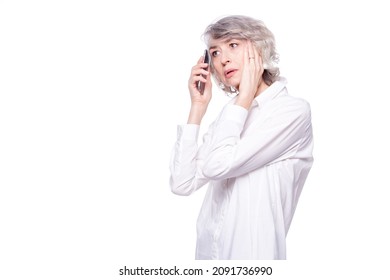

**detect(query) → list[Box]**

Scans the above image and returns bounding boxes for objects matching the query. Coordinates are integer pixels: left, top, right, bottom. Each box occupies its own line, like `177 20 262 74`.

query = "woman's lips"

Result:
224 69 237 78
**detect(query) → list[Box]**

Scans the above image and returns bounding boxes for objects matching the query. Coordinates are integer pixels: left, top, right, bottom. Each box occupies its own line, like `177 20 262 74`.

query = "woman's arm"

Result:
169 55 213 195
169 124 212 196
202 98 313 180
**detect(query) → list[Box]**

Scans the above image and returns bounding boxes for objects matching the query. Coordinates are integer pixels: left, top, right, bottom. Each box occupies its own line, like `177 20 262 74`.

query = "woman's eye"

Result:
211 50 220 57
230 43 238 48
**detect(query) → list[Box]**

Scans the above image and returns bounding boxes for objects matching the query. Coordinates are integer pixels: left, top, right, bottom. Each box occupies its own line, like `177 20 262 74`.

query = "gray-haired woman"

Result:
170 15 314 260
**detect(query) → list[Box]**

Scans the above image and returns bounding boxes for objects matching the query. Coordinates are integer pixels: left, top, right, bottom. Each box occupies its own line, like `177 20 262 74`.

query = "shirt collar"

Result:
252 77 288 109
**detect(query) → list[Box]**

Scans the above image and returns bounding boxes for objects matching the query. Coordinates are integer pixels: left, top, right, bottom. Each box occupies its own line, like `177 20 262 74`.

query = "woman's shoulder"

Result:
269 92 312 122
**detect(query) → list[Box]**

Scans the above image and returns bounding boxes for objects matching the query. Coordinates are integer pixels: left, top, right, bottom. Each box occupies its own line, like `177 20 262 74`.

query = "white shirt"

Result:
169 78 314 260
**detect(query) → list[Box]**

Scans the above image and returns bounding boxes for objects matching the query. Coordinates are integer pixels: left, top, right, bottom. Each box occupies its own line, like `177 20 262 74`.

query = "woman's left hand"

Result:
235 41 264 109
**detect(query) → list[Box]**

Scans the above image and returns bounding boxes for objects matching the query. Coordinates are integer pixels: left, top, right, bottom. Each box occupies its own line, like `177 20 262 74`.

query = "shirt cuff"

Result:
177 124 200 141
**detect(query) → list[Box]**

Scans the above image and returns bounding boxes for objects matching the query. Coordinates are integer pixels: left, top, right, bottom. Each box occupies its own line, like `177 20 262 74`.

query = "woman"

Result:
169 15 314 260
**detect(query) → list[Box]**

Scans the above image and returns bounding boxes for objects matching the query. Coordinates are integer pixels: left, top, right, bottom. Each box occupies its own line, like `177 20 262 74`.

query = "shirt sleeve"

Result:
169 124 211 196
202 100 312 180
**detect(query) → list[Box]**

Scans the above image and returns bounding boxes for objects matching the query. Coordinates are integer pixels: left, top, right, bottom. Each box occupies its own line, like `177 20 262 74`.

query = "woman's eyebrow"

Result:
209 39 230 50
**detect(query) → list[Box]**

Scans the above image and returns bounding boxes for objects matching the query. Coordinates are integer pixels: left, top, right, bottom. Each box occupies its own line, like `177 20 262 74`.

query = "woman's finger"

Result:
247 41 256 64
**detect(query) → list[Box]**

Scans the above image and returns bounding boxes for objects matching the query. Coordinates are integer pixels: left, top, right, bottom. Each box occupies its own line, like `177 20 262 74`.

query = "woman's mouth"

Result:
224 69 237 78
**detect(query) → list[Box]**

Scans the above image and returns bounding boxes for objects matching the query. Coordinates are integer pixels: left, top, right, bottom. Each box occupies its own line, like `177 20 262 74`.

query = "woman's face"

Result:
208 38 248 89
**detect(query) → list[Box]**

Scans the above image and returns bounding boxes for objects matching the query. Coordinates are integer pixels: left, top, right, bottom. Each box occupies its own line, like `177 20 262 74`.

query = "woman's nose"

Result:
220 53 231 65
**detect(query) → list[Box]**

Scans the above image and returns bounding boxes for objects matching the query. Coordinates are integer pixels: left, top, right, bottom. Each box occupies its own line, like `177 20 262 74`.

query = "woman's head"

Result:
203 15 280 92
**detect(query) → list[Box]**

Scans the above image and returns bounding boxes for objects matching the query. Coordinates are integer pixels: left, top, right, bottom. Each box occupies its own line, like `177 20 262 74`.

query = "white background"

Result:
1 0 389 279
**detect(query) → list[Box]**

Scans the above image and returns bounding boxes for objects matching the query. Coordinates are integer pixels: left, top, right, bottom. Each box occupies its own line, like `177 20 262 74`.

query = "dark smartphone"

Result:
197 49 210 94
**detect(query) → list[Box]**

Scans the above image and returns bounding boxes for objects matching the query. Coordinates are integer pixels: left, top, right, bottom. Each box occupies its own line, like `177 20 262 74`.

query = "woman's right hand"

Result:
186 56 212 124
188 56 212 106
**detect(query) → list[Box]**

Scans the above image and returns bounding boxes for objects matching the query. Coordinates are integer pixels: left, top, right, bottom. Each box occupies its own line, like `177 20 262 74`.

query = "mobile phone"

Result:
197 49 209 94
